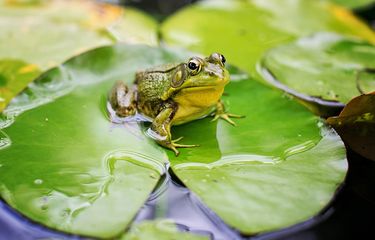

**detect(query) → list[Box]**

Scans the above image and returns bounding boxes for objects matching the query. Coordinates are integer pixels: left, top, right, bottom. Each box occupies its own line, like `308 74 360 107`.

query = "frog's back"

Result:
135 63 179 101
140 63 180 74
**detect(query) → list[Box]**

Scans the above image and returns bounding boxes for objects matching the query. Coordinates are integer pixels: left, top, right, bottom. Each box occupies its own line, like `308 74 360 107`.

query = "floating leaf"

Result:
0 45 347 237
122 219 209 240
161 0 375 78
106 7 159 45
260 33 375 117
327 92 375 161
0 0 158 112
0 59 41 112
0 45 179 238
167 78 347 235
327 0 375 9
0 0 158 70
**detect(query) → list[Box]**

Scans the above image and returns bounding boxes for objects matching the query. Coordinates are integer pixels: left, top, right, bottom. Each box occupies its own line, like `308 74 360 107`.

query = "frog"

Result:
109 53 243 155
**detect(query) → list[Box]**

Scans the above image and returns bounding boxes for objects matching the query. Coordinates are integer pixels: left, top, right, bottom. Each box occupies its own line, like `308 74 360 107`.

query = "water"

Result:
133 175 240 240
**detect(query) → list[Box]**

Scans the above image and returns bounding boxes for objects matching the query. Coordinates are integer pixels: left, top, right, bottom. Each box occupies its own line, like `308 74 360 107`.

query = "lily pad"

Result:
0 45 180 238
328 0 375 9
0 0 158 70
260 33 375 117
161 0 375 78
0 45 347 237
327 91 375 161
0 59 41 112
167 77 347 234
0 0 158 112
122 219 209 240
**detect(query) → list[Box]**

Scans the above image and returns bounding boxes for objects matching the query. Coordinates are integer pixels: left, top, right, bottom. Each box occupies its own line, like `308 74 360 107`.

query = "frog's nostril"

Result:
209 71 215 76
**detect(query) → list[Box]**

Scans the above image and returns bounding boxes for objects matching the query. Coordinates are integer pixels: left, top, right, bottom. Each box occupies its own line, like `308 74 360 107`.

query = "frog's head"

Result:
171 53 229 90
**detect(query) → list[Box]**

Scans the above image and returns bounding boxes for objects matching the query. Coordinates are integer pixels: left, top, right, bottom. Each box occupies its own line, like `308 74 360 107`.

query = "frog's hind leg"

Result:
109 81 137 117
147 102 198 156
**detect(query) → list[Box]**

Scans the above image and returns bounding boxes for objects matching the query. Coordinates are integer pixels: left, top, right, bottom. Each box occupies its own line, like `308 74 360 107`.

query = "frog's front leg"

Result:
147 102 198 156
211 100 244 126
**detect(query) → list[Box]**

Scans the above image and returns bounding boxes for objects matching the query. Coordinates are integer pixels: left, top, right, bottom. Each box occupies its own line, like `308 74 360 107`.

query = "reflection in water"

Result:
133 179 241 240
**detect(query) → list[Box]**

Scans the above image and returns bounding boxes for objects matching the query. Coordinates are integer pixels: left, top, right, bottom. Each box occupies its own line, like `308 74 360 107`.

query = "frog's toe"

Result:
164 137 199 156
169 142 199 156
221 114 237 126
172 136 184 143
173 143 199 148
170 145 180 156
227 113 245 118
212 112 245 126
211 113 236 126
172 137 199 147
211 114 220 122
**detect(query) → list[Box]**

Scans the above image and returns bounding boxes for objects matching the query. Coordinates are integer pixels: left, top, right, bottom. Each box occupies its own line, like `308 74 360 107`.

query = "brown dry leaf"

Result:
327 92 375 160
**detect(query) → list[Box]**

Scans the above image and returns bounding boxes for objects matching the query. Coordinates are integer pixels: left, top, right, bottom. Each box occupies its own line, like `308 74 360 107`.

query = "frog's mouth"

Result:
183 85 220 91
182 78 229 90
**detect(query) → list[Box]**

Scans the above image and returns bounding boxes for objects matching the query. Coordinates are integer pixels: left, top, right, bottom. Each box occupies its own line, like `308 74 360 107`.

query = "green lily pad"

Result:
0 59 41 112
0 0 158 112
161 0 375 78
167 77 347 234
122 219 209 240
0 1 156 70
0 45 347 237
328 0 375 9
0 0 158 70
0 45 180 238
260 33 375 116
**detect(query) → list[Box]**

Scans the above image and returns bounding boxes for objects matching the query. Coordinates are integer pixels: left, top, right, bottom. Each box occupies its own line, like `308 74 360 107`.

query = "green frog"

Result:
109 53 243 155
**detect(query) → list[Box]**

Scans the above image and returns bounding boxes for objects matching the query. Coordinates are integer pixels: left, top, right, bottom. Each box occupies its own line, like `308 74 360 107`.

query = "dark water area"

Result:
354 2 375 29
1 1 375 239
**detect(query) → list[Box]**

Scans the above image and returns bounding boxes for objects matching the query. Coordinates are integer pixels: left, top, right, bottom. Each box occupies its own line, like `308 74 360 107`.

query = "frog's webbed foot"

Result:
211 100 245 126
211 112 244 126
149 133 199 156
168 137 199 156
148 102 199 156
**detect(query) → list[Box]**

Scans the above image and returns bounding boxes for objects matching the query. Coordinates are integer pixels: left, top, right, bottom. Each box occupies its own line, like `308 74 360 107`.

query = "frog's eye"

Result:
187 59 201 75
208 53 225 66
188 61 198 70
220 54 226 65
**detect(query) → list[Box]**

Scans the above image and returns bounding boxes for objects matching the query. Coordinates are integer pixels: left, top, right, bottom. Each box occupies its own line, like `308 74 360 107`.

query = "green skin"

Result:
109 53 243 155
